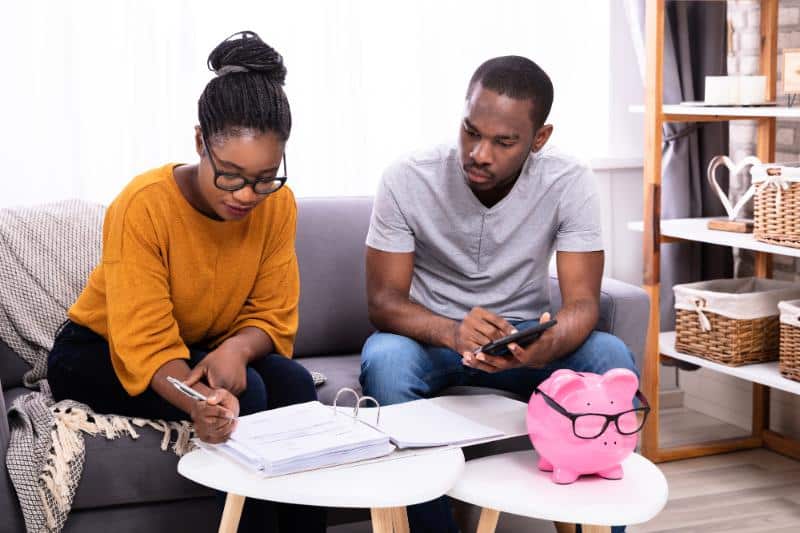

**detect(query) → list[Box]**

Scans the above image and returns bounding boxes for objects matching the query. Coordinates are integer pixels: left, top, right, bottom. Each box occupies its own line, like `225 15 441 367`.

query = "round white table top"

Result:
178 447 465 509
447 450 668 526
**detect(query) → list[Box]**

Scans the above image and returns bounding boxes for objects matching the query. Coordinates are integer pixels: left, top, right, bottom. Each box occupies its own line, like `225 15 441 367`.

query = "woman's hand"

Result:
184 344 249 395
190 388 240 444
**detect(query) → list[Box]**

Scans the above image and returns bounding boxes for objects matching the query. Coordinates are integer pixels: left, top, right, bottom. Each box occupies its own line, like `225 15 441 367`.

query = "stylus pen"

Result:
473 328 520 355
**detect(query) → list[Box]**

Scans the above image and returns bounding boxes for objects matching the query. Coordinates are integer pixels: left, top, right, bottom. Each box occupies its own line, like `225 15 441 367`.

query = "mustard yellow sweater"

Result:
69 163 299 395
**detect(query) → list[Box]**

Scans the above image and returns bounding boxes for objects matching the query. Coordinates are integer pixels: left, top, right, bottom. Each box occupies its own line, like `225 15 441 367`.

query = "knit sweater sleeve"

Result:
103 194 189 395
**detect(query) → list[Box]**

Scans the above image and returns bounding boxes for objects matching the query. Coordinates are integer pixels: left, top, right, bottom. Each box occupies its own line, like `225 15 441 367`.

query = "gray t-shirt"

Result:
366 143 603 322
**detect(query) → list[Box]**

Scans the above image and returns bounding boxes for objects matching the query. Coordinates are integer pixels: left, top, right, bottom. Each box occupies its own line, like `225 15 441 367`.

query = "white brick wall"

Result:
740 29 762 51
728 0 800 278
730 122 758 144
739 55 761 74
777 126 796 145
776 150 800 161
780 6 800 26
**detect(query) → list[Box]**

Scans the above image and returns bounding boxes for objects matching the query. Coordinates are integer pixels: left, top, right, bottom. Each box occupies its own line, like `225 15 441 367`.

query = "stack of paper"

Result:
200 394 528 477
204 401 395 477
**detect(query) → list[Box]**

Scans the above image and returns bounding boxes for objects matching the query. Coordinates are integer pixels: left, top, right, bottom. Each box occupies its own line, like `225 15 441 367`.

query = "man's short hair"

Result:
467 56 554 130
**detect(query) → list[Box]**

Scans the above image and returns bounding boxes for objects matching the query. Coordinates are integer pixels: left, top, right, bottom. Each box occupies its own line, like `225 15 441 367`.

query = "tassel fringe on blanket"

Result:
0 200 194 533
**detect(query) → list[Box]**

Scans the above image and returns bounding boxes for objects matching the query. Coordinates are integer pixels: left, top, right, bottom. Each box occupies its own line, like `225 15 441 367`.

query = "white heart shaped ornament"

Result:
706 155 762 220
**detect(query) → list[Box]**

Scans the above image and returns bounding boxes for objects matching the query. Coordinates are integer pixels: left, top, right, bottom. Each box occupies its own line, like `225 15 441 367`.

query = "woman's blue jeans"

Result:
48 320 326 533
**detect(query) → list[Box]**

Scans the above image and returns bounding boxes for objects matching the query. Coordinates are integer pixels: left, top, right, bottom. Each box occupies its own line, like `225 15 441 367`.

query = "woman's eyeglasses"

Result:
202 135 287 195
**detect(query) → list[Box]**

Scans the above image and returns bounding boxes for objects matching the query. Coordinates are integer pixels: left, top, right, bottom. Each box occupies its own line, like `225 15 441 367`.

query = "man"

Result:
361 56 635 532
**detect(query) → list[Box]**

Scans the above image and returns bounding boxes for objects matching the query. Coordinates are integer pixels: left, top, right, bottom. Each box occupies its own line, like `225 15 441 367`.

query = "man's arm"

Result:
545 250 604 359
367 247 460 349
465 250 603 372
366 247 515 352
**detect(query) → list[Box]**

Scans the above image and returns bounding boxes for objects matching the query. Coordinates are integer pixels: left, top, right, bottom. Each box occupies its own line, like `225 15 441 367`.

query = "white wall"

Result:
1 0 614 207
592 161 679 392
609 0 645 159
1 0 666 386
680 368 800 440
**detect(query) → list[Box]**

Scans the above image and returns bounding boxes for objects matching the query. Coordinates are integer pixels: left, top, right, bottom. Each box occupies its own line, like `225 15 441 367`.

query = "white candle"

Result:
738 76 766 105
705 76 737 105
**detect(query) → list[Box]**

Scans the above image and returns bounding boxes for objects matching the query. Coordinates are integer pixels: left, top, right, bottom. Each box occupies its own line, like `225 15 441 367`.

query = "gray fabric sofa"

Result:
0 196 649 532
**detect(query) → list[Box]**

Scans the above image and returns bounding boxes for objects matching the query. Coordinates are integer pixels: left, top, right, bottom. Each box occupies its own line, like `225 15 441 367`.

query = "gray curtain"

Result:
627 0 733 330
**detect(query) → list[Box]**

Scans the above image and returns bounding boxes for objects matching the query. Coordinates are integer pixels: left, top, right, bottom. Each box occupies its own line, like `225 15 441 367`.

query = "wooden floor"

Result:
329 407 800 533
630 448 800 532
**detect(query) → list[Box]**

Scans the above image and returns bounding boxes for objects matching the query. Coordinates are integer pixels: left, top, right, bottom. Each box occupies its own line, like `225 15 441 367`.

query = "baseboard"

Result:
659 388 684 409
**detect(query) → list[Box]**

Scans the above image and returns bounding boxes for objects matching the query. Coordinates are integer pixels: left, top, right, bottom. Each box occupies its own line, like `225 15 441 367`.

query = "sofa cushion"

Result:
72 423 214 510
296 354 362 405
64 497 218 533
294 197 375 358
3 387 213 511
3 386 32 410
0 339 30 390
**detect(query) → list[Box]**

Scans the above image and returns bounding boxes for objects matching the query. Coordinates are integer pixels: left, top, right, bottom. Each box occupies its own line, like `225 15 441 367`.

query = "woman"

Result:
47 30 326 533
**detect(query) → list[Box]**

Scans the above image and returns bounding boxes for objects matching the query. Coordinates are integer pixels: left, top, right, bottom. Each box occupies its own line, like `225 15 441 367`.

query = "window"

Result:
0 0 614 205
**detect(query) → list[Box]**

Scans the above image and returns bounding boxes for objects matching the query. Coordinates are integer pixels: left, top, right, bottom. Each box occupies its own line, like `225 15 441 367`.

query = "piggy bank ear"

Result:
546 370 588 399
600 368 639 401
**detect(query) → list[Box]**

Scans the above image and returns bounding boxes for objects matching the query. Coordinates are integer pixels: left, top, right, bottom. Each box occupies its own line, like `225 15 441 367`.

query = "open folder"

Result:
197 393 527 477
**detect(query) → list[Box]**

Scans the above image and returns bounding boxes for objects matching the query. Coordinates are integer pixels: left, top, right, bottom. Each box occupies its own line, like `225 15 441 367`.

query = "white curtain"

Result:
1 0 612 206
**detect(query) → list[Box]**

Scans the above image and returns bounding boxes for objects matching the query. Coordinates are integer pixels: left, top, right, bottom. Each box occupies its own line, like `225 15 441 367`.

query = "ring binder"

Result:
195 393 523 477
332 387 382 426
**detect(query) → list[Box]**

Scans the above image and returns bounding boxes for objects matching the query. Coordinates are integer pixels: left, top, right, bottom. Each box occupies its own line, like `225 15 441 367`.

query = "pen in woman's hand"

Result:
167 376 237 421
167 375 208 401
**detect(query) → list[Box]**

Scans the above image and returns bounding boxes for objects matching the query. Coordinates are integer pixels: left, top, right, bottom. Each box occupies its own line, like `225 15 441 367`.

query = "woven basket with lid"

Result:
779 299 800 382
674 278 800 366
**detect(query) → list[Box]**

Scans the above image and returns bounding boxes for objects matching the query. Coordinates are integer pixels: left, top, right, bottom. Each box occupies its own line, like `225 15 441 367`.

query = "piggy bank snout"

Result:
599 433 624 447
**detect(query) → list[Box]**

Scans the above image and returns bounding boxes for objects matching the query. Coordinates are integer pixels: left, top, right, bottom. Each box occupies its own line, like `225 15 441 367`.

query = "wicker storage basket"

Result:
751 163 800 248
779 299 800 382
674 278 800 366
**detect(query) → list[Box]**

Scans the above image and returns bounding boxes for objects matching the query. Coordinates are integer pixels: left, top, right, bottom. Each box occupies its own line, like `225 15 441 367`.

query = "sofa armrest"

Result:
0 379 8 457
597 277 650 371
549 276 650 372
0 377 25 533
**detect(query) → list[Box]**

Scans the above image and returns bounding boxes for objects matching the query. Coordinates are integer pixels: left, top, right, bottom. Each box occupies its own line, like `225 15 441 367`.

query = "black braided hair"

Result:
467 56 554 130
199 31 291 142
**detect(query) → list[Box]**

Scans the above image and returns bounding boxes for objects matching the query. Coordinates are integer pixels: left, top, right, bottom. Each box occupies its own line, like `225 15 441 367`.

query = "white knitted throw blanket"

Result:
0 200 193 532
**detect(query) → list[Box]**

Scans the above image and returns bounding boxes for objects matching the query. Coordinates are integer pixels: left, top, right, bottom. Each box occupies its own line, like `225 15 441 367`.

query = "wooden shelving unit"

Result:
630 104 800 120
628 218 800 258
638 0 800 464
659 331 800 396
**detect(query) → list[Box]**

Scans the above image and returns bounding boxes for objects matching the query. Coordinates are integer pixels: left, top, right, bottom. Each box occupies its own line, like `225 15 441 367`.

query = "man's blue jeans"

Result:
360 320 637 533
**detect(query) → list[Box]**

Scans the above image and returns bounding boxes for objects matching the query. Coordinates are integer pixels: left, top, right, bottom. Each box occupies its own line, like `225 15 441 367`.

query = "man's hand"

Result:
453 307 517 354
184 342 249 395
190 389 240 444
462 312 553 373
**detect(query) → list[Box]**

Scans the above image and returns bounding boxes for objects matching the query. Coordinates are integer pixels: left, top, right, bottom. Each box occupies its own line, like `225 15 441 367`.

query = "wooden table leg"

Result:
371 507 396 533
476 507 500 533
581 525 612 533
218 493 246 533
554 523 577 533
391 506 410 533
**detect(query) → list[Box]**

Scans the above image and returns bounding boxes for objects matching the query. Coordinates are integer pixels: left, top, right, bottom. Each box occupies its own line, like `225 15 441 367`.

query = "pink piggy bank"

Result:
527 368 641 484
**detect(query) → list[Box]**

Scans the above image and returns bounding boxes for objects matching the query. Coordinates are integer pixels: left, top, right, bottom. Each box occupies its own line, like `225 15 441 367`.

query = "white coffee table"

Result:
178 446 465 533
447 450 668 533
